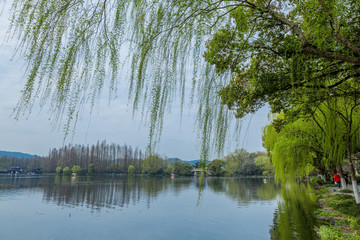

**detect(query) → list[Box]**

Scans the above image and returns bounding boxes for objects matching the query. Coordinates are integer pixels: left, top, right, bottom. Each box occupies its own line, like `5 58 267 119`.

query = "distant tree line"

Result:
47 140 145 173
0 141 193 176
0 155 42 172
0 141 145 174
207 149 272 177
0 143 270 177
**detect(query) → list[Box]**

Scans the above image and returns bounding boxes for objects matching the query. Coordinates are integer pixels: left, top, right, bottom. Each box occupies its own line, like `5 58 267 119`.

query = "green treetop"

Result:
263 96 360 202
205 1 360 118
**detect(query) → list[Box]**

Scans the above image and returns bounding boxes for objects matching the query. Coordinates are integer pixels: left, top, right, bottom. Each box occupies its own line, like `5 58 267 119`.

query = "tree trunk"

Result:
346 145 360 203
341 177 347 190
319 174 326 181
337 164 346 190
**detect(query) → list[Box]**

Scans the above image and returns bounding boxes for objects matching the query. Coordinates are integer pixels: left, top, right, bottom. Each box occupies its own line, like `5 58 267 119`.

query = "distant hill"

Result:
0 151 38 159
167 158 201 166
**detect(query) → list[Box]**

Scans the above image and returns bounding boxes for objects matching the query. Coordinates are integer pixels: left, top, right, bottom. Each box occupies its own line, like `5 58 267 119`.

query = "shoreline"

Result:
315 184 360 239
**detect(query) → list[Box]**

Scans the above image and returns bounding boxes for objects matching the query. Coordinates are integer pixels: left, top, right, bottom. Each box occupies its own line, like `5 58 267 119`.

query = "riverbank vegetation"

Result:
268 181 360 239
313 184 360 239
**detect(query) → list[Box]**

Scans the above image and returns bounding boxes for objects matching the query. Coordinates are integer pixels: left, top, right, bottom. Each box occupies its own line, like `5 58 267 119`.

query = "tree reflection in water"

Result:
11 176 280 209
0 175 318 239
41 176 194 210
207 177 280 205
270 183 318 240
1 175 281 209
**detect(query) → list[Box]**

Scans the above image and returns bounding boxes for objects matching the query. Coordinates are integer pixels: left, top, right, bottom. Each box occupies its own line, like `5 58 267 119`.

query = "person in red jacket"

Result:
334 172 341 190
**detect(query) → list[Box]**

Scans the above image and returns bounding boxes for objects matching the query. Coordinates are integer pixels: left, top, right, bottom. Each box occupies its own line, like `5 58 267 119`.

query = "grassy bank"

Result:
315 185 360 239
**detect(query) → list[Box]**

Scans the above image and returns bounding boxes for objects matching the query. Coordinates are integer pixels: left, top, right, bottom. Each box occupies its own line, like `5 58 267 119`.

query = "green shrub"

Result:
336 218 350 227
349 217 360 230
63 166 72 175
318 187 331 195
71 165 81 174
319 225 360 240
319 210 338 218
77 168 87 176
332 194 353 201
331 197 360 217
88 164 95 176
340 189 353 193
128 165 135 174
56 166 62 175
319 225 340 240
311 176 325 186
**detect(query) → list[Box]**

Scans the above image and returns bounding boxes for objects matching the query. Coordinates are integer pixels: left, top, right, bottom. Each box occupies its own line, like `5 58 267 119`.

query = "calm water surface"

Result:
0 175 316 240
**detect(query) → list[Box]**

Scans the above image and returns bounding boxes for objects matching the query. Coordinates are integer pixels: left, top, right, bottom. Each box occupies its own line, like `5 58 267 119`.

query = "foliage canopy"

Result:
263 97 360 182
8 0 360 160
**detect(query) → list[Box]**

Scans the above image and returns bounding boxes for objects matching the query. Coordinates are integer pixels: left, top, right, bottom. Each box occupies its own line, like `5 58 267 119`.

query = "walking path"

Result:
328 183 360 197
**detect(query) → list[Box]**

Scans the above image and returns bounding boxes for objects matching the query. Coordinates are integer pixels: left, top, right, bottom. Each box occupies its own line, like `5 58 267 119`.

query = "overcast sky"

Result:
0 4 270 160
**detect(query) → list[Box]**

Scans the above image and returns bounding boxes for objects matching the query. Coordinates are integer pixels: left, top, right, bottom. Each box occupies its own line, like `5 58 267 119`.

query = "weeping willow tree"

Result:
7 0 360 161
263 113 326 182
264 96 360 203
9 0 246 160
319 97 360 203
300 96 360 203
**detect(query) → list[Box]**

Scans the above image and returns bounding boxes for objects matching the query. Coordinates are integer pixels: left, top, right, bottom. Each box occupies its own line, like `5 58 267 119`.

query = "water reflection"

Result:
270 183 318 240
0 175 319 239
0 176 279 209
44 176 193 210
0 176 196 210
207 177 279 204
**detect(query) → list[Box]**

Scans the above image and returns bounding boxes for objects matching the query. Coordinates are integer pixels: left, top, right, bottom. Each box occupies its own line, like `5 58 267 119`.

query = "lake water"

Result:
0 175 317 240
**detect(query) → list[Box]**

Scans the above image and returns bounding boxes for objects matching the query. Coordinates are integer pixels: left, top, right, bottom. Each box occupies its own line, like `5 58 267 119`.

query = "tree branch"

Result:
263 4 360 65
318 0 360 56
302 46 360 65
333 32 360 57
